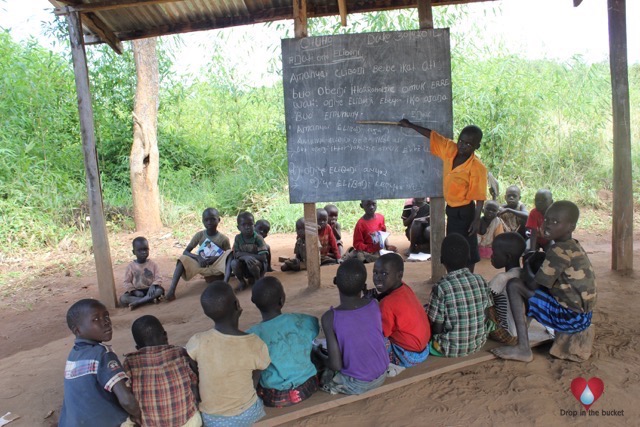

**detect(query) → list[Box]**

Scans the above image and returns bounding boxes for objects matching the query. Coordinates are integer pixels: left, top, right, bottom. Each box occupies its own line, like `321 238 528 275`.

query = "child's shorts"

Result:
180 251 231 281
321 371 386 395
257 375 318 407
527 289 592 334
385 338 429 367
200 398 265 427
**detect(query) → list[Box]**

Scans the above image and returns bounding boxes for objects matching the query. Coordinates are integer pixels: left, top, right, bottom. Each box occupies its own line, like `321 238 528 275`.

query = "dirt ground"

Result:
0 227 638 426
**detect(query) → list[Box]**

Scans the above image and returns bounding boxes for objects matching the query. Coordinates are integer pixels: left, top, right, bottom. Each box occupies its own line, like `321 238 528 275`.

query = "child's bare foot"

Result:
491 346 534 362
165 292 176 302
235 280 248 292
129 302 141 310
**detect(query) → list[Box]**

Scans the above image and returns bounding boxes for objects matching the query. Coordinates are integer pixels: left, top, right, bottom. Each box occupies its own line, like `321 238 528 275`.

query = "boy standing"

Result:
187 281 270 425
60 299 141 426
492 201 596 362
426 234 493 357
317 208 340 265
526 189 553 251
120 237 164 309
319 259 388 395
399 119 487 272
498 185 528 239
255 219 274 272
343 199 396 263
227 212 269 291
166 208 231 301
247 277 320 407
280 218 307 272
123 315 201 427
370 253 430 371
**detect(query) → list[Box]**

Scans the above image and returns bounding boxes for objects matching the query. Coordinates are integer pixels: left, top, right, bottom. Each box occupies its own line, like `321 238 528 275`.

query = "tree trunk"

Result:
131 38 162 232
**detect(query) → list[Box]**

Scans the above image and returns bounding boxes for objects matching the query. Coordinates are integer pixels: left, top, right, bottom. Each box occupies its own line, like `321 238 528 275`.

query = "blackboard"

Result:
282 29 453 203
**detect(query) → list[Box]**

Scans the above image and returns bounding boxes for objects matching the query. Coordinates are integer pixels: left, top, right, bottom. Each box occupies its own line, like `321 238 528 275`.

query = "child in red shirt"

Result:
526 189 553 251
367 253 431 374
316 208 340 265
343 200 397 264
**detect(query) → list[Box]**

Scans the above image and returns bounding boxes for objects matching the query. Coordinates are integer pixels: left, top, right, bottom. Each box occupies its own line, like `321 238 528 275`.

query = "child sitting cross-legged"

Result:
342 199 397 264
226 212 269 291
324 204 344 257
123 315 201 427
186 281 270 426
477 200 505 259
120 236 164 309
425 234 493 357
317 259 388 395
367 253 430 376
247 277 320 407
492 201 596 363
280 217 307 272
401 197 431 255
317 208 341 265
486 232 527 346
59 299 141 426
166 208 231 301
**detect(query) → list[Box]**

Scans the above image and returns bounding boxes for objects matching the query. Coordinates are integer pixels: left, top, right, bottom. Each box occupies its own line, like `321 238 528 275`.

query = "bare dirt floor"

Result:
0 226 639 426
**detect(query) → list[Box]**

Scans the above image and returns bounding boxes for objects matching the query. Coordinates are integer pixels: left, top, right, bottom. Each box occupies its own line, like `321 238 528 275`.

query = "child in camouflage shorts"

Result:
492 201 596 363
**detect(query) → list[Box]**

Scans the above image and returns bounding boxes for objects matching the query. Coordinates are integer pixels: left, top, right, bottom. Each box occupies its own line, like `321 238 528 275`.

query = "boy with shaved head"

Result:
248 277 320 407
187 282 270 425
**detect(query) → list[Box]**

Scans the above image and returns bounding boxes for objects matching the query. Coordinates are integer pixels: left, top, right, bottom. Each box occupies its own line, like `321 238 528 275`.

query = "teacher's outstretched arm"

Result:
398 119 432 138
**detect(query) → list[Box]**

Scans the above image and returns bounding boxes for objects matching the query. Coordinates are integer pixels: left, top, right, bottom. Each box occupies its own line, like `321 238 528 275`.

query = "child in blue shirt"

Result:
59 299 141 426
247 277 320 407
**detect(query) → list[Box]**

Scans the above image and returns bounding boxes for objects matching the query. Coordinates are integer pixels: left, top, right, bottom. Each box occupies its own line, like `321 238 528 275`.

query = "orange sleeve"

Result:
429 131 456 160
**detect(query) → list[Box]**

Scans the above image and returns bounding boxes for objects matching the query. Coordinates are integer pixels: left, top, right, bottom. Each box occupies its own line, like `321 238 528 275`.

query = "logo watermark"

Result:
560 377 624 418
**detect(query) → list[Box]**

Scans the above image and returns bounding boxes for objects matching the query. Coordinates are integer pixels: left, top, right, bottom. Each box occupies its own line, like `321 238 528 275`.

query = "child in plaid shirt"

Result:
426 234 492 357
123 315 201 427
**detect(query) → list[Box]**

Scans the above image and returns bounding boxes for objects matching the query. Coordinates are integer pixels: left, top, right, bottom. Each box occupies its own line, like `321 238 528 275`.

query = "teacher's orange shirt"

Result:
428 131 487 207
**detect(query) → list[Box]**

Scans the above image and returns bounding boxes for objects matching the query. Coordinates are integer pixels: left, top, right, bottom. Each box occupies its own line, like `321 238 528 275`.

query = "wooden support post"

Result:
607 0 634 271
418 0 446 282
67 12 118 308
293 0 321 289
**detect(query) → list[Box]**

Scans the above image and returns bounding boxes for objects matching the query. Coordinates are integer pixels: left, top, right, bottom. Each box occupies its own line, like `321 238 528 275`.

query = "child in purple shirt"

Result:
318 259 388 395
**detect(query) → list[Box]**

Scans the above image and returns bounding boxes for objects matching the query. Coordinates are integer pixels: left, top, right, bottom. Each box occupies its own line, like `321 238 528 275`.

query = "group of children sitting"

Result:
61 186 596 426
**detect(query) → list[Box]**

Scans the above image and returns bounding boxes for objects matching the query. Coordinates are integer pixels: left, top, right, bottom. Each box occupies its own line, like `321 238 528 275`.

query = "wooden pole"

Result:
418 0 446 282
66 12 118 308
607 0 634 271
293 0 321 290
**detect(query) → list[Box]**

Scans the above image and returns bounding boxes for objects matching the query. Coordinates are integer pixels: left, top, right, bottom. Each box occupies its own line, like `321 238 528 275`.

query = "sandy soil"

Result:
0 229 638 426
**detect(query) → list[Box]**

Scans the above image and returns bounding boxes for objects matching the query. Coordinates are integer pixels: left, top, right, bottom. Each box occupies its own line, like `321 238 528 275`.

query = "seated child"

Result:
487 232 527 346
123 315 201 427
255 219 274 272
247 277 319 407
120 236 164 309
492 201 596 363
226 212 269 291
498 185 528 240
324 204 343 257
526 189 553 252
280 217 306 272
317 208 340 265
342 199 397 263
426 234 493 357
401 197 431 254
477 200 505 259
59 299 141 426
318 259 388 395
370 253 430 372
166 208 231 301
186 281 270 425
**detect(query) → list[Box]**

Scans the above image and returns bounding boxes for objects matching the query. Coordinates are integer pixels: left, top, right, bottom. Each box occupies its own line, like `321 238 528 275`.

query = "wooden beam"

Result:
607 0 634 271
55 0 183 14
338 0 347 26
417 0 446 282
293 0 308 38
82 12 123 54
66 11 118 309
